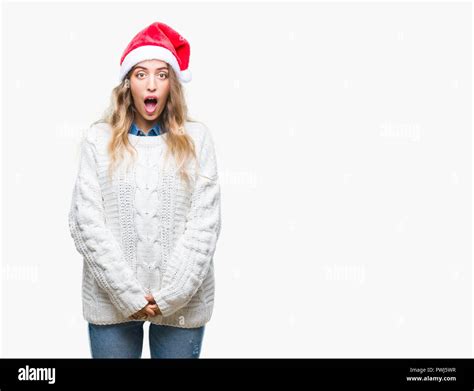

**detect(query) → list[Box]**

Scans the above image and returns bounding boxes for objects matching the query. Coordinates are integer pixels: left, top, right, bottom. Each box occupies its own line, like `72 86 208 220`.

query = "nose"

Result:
147 76 157 92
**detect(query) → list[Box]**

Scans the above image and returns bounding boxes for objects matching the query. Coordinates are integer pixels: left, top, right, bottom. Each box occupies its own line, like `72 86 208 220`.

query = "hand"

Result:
144 294 162 316
128 294 162 320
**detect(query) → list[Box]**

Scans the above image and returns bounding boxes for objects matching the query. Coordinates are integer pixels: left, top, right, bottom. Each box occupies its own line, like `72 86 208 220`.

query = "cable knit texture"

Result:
68 121 221 328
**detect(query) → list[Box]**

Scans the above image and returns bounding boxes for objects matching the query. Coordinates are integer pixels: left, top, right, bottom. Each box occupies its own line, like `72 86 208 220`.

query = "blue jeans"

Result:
88 321 205 358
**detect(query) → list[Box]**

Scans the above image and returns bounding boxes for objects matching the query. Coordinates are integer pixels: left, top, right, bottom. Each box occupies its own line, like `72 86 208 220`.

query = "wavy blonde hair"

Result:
92 64 201 189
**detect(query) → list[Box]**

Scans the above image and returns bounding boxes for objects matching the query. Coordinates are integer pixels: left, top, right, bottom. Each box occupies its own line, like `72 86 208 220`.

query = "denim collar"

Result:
129 122 161 136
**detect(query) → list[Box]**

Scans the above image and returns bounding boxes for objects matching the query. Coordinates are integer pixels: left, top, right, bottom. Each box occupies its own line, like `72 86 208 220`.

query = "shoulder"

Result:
184 120 215 152
81 121 112 147
184 121 218 176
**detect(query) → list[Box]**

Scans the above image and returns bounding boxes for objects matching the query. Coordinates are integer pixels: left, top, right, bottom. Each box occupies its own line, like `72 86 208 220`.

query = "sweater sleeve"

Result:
152 126 222 317
68 134 149 318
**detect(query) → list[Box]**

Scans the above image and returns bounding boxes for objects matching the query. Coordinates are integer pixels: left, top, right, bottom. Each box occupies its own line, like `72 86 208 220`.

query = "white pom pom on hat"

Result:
119 21 192 83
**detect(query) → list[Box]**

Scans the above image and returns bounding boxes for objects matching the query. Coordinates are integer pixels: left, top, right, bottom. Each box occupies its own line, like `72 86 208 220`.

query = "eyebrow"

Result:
134 66 168 71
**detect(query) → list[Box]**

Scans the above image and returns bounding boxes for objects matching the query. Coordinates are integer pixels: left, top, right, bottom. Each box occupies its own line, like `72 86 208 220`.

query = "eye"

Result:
136 72 146 79
158 72 168 79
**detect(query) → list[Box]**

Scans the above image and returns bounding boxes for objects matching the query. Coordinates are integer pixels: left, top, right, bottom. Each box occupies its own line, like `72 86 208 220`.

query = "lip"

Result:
144 95 158 101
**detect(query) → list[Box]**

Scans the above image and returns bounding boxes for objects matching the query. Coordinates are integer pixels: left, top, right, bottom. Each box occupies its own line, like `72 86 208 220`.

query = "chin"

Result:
141 111 159 120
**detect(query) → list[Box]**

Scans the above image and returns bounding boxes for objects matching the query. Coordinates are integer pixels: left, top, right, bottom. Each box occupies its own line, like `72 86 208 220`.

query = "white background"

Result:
1 1 471 357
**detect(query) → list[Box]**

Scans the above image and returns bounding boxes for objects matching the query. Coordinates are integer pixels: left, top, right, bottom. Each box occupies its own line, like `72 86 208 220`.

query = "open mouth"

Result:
144 98 158 115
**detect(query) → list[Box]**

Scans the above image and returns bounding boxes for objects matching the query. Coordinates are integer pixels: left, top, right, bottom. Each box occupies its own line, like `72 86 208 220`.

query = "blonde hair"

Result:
92 64 201 188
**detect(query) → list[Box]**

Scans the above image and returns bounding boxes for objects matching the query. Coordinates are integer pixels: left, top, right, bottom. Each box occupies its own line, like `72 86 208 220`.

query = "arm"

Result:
152 126 222 317
68 134 149 318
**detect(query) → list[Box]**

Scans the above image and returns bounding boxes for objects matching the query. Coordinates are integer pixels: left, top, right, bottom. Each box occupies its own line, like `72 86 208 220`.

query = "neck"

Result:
134 116 160 132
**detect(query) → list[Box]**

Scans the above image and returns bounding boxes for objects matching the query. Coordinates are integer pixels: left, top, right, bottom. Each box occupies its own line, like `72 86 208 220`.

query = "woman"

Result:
68 21 221 358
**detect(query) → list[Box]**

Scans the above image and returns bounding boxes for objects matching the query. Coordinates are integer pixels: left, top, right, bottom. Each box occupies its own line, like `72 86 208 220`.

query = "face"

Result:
129 59 171 130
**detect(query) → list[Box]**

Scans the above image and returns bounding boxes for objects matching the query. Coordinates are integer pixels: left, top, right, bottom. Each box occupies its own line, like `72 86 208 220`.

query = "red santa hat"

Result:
119 21 191 83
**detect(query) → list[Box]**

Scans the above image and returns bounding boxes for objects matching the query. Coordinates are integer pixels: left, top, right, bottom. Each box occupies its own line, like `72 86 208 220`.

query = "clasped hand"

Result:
129 294 162 320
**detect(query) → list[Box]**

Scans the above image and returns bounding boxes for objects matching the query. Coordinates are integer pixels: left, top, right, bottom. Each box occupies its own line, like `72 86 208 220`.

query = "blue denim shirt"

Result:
129 122 162 136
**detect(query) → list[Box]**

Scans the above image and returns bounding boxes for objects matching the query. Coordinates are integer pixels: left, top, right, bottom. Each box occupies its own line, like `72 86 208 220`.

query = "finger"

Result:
145 307 156 317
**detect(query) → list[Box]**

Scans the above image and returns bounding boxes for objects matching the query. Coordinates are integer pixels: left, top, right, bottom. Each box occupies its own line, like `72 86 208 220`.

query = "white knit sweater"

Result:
68 121 221 328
